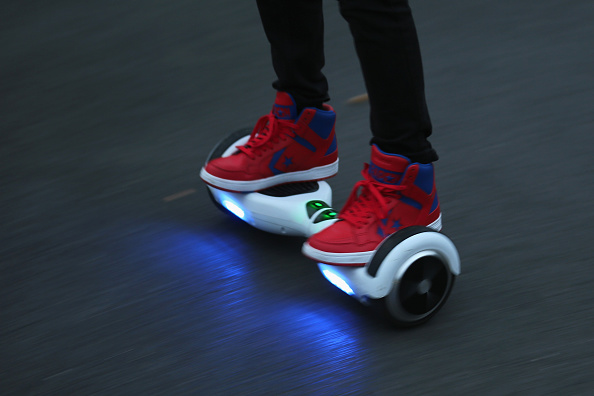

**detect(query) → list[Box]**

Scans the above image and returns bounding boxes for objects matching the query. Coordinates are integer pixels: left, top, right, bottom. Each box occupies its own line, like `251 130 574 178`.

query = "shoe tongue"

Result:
272 91 298 120
368 145 410 185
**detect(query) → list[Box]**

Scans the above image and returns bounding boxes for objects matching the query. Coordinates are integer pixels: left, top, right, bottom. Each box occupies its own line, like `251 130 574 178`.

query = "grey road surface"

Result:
3 1 594 394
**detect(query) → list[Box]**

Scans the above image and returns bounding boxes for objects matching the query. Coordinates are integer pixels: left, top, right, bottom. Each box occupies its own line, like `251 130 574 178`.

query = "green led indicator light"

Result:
306 200 331 218
313 209 338 223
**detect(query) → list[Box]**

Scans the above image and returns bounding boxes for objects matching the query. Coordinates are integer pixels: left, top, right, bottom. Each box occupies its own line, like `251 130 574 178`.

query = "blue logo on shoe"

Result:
292 135 316 152
369 163 402 185
269 148 291 175
273 104 295 120
377 215 402 238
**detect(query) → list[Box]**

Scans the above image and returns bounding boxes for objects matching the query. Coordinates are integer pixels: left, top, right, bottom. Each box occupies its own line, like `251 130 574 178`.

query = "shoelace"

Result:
339 164 406 228
237 114 295 159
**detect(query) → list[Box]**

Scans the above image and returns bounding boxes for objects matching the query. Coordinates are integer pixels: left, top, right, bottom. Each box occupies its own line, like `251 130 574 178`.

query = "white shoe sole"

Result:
200 159 339 192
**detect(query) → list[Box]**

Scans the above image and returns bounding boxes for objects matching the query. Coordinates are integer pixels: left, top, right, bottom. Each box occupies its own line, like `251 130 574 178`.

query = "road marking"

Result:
163 188 196 202
347 93 368 104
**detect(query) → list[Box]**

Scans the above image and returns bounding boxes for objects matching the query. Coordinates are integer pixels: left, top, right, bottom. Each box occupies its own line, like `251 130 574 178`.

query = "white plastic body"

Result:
318 231 460 301
208 181 337 237
207 133 337 237
206 131 459 306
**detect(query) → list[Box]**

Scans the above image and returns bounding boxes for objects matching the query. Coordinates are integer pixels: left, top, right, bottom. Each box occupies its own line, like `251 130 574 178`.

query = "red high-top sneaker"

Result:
200 92 338 192
302 145 441 266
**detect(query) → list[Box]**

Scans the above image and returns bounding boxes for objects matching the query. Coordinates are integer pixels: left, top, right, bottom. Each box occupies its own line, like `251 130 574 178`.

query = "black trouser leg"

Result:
256 0 437 163
256 0 329 110
339 0 437 163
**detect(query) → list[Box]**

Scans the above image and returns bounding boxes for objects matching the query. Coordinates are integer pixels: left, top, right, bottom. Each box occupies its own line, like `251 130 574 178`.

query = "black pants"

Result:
256 0 438 163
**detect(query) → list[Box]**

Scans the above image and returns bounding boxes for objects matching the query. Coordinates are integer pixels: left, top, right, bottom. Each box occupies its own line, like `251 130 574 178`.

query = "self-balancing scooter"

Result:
201 129 460 327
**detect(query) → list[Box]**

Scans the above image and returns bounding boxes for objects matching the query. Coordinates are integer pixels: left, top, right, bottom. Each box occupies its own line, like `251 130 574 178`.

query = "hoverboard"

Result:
203 129 460 327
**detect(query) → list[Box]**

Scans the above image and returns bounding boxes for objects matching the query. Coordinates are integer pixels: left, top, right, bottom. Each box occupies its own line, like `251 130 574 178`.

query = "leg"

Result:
338 0 437 163
303 0 441 265
256 0 329 110
201 1 338 192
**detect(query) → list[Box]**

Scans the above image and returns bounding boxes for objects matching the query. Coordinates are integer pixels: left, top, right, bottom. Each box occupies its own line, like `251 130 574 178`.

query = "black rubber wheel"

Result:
368 228 457 328
386 258 455 327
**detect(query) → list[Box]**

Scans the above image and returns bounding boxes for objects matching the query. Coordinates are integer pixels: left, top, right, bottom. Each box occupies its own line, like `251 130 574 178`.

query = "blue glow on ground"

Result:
222 199 245 219
133 223 370 393
321 269 355 296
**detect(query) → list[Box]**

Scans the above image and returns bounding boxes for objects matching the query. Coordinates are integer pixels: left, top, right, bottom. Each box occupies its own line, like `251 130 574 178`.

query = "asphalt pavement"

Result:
2 0 594 394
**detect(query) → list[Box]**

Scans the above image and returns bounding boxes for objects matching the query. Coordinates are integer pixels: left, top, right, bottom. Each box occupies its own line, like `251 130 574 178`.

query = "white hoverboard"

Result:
203 129 460 327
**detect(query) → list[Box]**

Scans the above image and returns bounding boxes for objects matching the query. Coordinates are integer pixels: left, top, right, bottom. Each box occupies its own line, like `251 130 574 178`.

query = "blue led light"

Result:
321 269 355 296
222 199 245 219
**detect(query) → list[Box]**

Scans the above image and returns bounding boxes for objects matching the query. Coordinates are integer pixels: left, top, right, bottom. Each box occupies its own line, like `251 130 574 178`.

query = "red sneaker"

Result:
302 145 441 266
200 92 339 192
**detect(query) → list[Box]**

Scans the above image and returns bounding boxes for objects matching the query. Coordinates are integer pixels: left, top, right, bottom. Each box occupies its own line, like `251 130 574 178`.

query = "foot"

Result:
302 145 441 266
200 92 339 192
